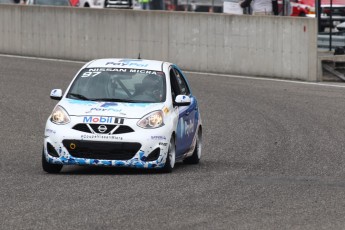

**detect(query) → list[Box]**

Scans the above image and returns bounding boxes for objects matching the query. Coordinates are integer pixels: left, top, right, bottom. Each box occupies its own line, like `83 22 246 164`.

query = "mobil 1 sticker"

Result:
82 116 124 124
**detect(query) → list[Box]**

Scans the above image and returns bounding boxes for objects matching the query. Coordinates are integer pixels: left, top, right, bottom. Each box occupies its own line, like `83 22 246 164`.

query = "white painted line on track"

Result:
185 71 345 89
1 53 345 89
0 54 86 64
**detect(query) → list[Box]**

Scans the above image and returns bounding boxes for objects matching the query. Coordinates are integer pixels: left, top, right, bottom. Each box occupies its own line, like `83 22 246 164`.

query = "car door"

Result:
170 66 198 158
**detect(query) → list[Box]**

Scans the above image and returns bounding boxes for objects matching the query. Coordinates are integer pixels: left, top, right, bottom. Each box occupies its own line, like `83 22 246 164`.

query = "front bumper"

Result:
44 116 171 169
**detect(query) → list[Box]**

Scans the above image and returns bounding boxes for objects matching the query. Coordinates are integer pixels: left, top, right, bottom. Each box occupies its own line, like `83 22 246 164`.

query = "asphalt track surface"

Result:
2 55 345 229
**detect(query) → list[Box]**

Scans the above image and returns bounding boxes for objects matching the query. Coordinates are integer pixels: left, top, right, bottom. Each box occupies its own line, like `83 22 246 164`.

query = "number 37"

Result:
81 72 101 78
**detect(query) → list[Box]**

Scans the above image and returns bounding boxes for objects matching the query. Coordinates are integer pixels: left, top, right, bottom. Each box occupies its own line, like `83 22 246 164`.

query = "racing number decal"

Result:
81 72 102 78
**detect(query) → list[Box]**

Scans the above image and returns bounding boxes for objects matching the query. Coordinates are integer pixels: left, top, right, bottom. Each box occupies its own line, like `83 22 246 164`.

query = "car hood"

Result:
59 98 164 119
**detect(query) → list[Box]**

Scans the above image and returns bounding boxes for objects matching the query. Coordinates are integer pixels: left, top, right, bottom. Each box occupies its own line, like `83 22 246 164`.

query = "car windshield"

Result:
67 68 166 103
34 0 70 5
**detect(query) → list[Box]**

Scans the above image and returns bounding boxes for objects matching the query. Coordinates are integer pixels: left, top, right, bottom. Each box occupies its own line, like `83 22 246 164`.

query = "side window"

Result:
170 68 180 103
173 68 190 95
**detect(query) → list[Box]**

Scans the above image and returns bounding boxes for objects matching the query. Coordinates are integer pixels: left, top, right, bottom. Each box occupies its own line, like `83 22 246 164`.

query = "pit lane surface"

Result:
2 55 345 229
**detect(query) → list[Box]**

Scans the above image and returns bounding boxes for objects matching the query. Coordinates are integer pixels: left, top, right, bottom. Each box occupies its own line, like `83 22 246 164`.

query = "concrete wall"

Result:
0 5 318 81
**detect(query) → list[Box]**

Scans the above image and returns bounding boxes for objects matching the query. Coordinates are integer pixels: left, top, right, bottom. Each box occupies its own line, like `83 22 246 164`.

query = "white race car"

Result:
43 58 202 173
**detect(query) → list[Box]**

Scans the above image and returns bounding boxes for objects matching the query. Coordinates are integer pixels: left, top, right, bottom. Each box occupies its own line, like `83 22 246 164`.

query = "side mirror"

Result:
50 89 63 100
174 95 191 106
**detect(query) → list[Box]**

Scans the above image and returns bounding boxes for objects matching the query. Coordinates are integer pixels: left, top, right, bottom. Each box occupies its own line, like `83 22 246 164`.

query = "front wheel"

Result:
42 149 63 173
161 136 176 173
184 128 202 164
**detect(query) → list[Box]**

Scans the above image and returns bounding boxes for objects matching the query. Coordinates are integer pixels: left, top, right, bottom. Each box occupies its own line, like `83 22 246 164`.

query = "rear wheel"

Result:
42 149 63 173
184 128 202 164
161 136 176 173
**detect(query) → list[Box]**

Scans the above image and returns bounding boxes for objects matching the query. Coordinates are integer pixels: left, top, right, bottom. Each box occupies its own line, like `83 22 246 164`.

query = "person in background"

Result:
139 0 150 9
240 0 273 15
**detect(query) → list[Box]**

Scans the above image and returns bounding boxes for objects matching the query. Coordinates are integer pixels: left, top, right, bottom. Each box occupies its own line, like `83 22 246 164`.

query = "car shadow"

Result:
56 162 188 175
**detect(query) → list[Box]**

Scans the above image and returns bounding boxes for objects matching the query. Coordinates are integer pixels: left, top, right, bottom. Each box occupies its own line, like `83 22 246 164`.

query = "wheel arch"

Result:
197 124 202 139
171 131 176 143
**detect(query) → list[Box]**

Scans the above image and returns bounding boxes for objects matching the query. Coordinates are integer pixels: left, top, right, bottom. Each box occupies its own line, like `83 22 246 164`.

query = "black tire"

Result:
161 136 175 173
42 149 63 173
184 128 202 164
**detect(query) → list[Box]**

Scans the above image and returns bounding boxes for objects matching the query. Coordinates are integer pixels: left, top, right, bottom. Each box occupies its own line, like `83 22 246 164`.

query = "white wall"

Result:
0 5 318 81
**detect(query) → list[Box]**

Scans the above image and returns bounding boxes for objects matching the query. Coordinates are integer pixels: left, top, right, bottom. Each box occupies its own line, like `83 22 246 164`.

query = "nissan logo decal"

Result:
98 125 107 133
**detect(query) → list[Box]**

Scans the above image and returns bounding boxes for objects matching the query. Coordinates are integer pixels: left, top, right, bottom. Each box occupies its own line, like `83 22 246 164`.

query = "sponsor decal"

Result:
84 103 152 114
81 134 123 140
83 116 124 124
88 107 122 113
83 68 159 75
105 62 128 67
129 69 157 74
151 136 167 140
159 142 168 146
119 59 145 63
178 117 184 138
81 67 156 78
185 119 195 136
178 118 195 138
105 60 149 68
45 129 56 134
88 68 128 72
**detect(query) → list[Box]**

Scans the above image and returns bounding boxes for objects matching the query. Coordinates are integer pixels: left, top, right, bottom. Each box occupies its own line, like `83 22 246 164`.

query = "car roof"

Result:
85 58 166 71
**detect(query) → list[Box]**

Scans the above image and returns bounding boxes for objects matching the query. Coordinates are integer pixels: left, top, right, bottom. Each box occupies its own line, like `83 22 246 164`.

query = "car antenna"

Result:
138 53 141 59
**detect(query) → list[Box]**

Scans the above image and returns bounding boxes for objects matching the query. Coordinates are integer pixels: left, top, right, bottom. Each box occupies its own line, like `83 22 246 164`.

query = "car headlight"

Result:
50 106 70 125
137 111 164 129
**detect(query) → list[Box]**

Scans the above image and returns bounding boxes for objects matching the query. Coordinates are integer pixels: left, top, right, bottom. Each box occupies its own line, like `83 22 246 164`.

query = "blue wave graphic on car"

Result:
101 102 118 107
67 98 97 106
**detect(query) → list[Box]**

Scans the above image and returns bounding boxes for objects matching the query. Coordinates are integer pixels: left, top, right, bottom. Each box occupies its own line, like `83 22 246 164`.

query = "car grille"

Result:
72 124 134 135
63 140 141 160
89 124 117 134
73 124 92 133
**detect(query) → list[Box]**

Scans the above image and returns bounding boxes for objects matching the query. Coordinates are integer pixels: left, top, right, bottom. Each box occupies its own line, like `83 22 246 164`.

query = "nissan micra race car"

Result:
43 58 202 173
